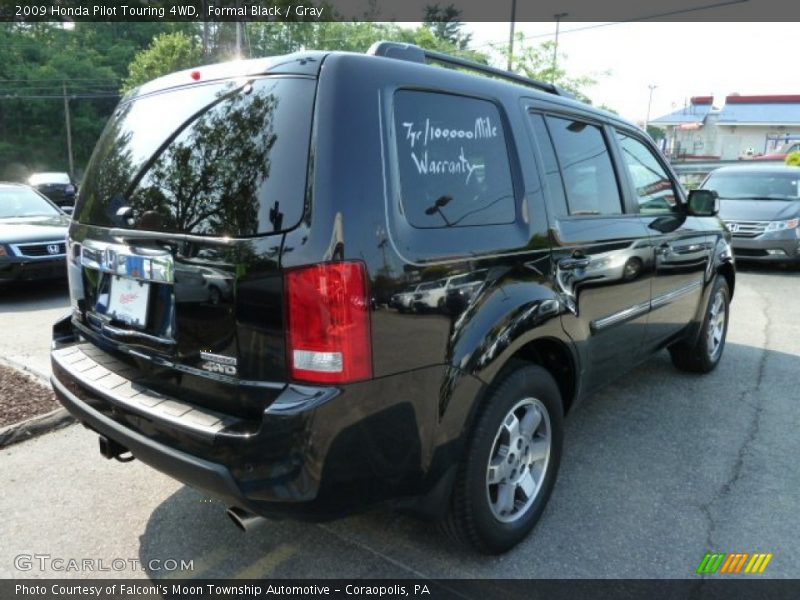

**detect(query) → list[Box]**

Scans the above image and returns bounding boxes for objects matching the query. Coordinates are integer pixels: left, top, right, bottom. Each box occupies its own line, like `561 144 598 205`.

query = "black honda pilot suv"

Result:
50 42 735 554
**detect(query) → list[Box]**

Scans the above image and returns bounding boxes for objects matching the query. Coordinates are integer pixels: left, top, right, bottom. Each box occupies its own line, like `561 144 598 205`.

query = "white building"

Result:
650 95 800 160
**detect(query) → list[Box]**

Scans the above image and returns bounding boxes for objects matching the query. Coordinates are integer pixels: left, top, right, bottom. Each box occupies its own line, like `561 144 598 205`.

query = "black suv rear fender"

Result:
51 317 485 518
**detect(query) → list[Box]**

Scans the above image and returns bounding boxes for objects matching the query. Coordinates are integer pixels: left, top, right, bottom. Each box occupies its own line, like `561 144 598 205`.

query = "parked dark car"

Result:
28 172 77 209
0 183 69 282
50 43 735 554
701 165 800 263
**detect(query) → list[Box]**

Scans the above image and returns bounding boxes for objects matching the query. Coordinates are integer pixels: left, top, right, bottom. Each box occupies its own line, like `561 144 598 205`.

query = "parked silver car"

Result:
0 183 69 282
701 165 800 263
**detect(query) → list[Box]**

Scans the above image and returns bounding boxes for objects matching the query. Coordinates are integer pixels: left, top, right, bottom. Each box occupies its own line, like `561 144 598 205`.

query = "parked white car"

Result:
415 271 487 312
391 283 424 313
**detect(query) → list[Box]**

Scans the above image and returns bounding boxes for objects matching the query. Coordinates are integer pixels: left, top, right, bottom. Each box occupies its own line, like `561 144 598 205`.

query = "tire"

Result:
669 275 730 373
441 364 564 554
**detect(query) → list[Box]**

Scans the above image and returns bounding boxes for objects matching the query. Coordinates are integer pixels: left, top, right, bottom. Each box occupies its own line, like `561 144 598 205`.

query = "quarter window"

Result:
616 132 679 214
393 90 516 228
546 116 622 216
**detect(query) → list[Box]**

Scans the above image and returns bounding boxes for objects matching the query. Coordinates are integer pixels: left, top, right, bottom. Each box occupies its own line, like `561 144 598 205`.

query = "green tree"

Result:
786 151 800 167
247 21 488 63
0 23 188 180
123 31 202 92
647 125 665 141
497 33 606 103
423 3 472 50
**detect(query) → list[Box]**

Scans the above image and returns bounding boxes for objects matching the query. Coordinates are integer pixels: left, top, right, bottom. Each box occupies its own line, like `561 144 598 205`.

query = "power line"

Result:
467 0 749 52
0 93 120 99
0 77 119 84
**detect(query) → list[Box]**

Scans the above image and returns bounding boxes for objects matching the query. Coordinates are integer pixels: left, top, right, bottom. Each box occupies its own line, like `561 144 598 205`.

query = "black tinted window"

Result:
76 77 314 237
546 117 622 216
394 91 515 228
529 113 568 216
616 132 678 214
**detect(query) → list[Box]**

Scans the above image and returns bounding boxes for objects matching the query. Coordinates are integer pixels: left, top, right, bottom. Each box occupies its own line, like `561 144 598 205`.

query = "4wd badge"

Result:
199 351 238 376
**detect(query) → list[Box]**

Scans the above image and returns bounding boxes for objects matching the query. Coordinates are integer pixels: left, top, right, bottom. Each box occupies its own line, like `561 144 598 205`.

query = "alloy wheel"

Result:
706 289 726 359
486 398 552 523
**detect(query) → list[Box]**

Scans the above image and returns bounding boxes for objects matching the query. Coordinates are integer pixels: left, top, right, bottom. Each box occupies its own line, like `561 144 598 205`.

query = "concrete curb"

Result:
0 357 75 449
0 355 50 384
0 407 75 449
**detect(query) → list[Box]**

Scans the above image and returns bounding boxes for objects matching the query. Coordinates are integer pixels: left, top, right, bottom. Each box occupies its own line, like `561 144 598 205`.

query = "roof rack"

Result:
366 41 569 98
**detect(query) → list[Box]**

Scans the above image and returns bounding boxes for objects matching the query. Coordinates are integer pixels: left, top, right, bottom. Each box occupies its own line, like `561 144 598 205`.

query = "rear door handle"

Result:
558 257 590 270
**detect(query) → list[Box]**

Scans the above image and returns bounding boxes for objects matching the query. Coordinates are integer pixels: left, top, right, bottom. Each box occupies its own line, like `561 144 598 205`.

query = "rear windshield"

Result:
75 76 315 236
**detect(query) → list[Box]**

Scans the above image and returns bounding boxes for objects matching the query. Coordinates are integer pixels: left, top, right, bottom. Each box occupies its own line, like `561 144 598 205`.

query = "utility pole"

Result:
202 0 209 58
645 84 658 131
62 81 74 179
234 0 242 57
552 12 568 83
235 22 242 57
507 0 517 71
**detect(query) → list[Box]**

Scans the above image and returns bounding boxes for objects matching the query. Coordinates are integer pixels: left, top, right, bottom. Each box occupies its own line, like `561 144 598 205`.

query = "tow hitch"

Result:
98 435 135 462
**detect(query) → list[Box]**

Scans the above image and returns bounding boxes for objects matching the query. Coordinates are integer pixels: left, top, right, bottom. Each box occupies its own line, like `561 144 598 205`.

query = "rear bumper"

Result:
0 257 67 281
50 334 472 520
51 373 250 509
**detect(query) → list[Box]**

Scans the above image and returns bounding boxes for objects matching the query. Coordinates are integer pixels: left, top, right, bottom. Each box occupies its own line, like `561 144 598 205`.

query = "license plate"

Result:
107 276 150 328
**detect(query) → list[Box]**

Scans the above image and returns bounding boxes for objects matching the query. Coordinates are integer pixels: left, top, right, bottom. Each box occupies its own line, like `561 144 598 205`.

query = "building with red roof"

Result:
650 95 800 160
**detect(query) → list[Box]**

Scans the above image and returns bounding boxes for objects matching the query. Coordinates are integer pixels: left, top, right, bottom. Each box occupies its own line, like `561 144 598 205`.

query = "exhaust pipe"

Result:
227 507 267 533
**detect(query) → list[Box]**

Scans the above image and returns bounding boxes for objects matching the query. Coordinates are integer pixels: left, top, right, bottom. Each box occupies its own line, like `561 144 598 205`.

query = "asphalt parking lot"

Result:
1 266 798 579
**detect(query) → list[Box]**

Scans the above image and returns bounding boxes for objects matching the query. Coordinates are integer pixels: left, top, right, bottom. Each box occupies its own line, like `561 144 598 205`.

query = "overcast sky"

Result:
461 22 799 123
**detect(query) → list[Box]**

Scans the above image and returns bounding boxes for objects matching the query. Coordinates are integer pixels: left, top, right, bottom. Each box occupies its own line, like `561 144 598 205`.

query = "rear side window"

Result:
76 77 315 237
546 116 622 216
529 113 569 216
393 90 515 228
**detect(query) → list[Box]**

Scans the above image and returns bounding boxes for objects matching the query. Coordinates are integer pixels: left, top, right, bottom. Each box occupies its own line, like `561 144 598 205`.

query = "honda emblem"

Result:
47 244 61 255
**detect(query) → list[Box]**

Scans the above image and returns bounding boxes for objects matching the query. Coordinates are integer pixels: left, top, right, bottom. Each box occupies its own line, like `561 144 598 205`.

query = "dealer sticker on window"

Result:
107 276 150 328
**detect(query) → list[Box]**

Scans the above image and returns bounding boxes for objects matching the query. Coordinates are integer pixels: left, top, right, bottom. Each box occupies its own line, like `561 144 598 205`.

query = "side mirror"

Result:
61 205 74 216
687 189 719 216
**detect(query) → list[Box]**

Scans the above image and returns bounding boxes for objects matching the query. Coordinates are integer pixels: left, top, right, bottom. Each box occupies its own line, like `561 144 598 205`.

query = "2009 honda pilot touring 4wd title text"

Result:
50 42 735 554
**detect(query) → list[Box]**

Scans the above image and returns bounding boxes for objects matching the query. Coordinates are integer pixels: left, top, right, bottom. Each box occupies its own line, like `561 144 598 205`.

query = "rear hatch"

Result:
67 66 317 420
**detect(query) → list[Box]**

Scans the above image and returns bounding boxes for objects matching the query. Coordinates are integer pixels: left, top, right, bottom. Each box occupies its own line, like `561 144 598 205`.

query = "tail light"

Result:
285 261 372 384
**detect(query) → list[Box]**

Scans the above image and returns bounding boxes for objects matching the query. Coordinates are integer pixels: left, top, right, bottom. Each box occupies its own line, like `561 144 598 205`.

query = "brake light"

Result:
285 261 372 384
